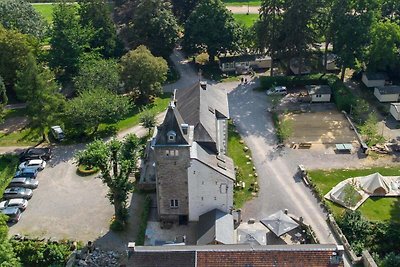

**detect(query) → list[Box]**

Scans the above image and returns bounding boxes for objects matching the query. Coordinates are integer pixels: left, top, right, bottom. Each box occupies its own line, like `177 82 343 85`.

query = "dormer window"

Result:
167 131 176 143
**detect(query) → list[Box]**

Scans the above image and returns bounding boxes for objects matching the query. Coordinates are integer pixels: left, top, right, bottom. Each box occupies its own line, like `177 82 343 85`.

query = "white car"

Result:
0 199 28 211
266 86 288 95
19 159 46 171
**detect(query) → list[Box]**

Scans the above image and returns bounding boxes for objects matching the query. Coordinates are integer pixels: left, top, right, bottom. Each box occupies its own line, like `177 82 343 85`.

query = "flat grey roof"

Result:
376 85 400 95
306 85 332 95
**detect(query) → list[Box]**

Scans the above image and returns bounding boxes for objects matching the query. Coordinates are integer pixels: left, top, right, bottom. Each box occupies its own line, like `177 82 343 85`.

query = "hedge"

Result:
260 74 356 112
135 195 152 245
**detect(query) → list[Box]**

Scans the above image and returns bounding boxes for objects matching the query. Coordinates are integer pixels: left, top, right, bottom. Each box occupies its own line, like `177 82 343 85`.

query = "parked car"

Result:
8 177 39 189
3 187 33 200
19 147 52 162
266 86 287 95
19 159 46 171
50 126 65 141
14 168 38 179
0 199 28 211
1 207 22 223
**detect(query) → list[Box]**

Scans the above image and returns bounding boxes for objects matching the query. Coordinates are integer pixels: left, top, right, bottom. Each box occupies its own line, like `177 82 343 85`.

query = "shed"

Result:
373 85 400 102
196 209 234 245
322 53 339 71
362 72 387 88
306 85 331 102
390 103 400 121
219 55 272 74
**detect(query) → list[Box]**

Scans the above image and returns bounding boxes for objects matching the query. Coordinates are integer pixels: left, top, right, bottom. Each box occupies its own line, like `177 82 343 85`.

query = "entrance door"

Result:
178 215 188 225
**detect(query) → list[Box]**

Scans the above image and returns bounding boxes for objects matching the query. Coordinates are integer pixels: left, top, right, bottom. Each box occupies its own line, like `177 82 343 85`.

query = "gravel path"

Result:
227 5 260 14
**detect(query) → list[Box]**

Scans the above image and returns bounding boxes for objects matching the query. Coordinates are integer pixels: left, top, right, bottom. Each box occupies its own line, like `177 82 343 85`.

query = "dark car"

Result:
8 177 39 189
19 147 52 162
14 168 38 179
1 207 22 223
3 187 33 200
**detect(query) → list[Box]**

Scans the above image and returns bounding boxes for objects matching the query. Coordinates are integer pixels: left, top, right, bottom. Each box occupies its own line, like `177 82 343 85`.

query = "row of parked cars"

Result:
1 148 52 223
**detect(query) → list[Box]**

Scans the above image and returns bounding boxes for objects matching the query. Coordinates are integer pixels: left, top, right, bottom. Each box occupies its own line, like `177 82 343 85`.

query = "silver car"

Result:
3 187 33 200
19 159 46 171
0 199 28 211
2 207 22 223
8 177 39 189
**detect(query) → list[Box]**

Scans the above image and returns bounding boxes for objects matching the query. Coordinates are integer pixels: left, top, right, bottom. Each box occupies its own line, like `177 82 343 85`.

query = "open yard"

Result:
223 0 261 6
308 166 400 223
233 14 259 27
32 4 57 23
284 110 358 144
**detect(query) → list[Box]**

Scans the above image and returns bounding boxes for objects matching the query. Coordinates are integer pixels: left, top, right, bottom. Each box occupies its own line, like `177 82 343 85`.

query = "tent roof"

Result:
329 182 362 208
260 210 299 237
236 223 268 245
359 173 390 194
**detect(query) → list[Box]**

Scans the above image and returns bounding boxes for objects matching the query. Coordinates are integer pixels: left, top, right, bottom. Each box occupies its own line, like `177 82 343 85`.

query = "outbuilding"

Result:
219 55 272 74
306 85 332 102
374 85 400 102
390 103 400 121
362 72 387 88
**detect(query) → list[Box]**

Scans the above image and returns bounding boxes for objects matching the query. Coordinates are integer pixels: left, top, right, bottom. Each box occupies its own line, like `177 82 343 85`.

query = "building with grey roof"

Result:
196 209 234 245
374 85 400 102
144 82 235 225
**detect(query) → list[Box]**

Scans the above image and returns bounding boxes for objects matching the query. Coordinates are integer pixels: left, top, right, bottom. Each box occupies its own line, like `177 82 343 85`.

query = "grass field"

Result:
0 155 19 197
32 3 79 24
308 167 400 223
224 0 261 6
227 121 257 208
233 14 259 27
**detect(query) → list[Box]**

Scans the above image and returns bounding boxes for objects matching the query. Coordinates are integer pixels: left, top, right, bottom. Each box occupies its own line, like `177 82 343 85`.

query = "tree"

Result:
78 0 122 58
0 26 36 89
75 134 141 227
366 20 400 72
257 0 285 76
331 0 380 80
14 53 38 102
183 0 240 63
64 87 131 135
139 109 156 135
359 113 385 146
381 0 400 22
0 76 7 123
118 0 179 57
352 99 369 122
120 46 168 103
49 3 93 81
382 253 400 267
0 215 21 266
0 0 46 39
170 0 200 23
73 57 121 93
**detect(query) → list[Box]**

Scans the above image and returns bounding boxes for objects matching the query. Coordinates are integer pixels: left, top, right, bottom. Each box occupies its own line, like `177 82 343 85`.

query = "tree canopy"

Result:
120 46 168 102
170 0 200 23
0 215 20 266
0 0 46 39
183 0 240 62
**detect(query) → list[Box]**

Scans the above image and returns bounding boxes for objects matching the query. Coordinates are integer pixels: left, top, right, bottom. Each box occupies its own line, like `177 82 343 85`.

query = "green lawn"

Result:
223 0 261 6
308 166 400 223
0 155 19 197
227 121 257 208
233 14 259 27
32 3 79 24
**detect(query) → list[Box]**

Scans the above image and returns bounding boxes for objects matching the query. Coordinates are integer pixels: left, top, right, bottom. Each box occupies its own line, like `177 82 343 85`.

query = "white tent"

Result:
260 210 299 237
236 222 268 245
330 182 362 208
359 173 390 195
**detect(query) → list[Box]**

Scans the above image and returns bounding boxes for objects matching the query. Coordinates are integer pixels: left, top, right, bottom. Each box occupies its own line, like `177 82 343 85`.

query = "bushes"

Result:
77 164 99 176
0 154 19 196
11 239 71 267
135 195 152 245
260 74 356 112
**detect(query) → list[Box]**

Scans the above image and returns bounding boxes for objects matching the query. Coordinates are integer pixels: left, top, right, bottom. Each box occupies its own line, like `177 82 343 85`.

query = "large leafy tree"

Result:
366 20 400 73
73 57 121 93
118 0 179 57
64 87 131 135
332 0 380 80
139 109 156 135
75 134 141 227
256 0 285 76
120 45 168 103
0 0 46 39
0 76 8 123
78 0 122 58
49 3 93 81
169 0 200 23
0 26 36 89
183 0 240 63
0 215 20 266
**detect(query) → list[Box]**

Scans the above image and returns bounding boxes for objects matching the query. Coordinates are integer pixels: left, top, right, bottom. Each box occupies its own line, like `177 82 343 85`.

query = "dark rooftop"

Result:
306 85 332 95
219 54 256 64
376 85 400 95
364 72 388 81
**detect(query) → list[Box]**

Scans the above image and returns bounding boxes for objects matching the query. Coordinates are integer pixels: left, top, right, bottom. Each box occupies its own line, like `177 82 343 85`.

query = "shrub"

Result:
77 164 99 176
110 219 125 232
136 195 152 245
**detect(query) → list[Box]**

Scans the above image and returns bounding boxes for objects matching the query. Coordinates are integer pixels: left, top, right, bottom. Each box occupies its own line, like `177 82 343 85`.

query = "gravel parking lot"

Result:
8 145 115 243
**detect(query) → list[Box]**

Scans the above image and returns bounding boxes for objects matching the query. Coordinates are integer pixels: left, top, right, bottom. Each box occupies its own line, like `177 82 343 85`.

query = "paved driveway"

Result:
8 145 114 243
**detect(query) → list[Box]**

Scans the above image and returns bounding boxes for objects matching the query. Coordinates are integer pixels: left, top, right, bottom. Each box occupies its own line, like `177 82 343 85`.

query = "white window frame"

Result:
170 199 179 208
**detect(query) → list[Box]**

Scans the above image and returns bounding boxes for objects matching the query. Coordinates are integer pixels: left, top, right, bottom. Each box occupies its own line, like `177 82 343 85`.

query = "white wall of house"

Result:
311 94 331 102
374 89 399 102
362 74 385 88
390 104 400 121
187 160 234 221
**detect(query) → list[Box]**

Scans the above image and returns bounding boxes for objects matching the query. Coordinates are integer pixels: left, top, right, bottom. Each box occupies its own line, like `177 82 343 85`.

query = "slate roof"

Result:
197 209 234 245
154 103 190 146
391 103 400 113
376 85 400 95
129 244 344 267
175 82 229 152
219 54 256 64
306 85 332 95
364 72 387 81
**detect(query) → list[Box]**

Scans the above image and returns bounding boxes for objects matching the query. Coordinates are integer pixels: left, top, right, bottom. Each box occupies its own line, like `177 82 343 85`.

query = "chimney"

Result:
181 124 189 135
127 242 135 259
200 81 207 90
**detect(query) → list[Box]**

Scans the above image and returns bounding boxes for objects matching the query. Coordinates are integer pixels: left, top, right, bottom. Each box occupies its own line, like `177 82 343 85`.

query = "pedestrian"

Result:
241 77 244 84
245 78 248 84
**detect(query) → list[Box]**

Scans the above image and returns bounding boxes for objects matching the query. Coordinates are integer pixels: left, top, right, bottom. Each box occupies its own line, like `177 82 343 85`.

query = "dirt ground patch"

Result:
0 116 29 134
284 110 358 144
